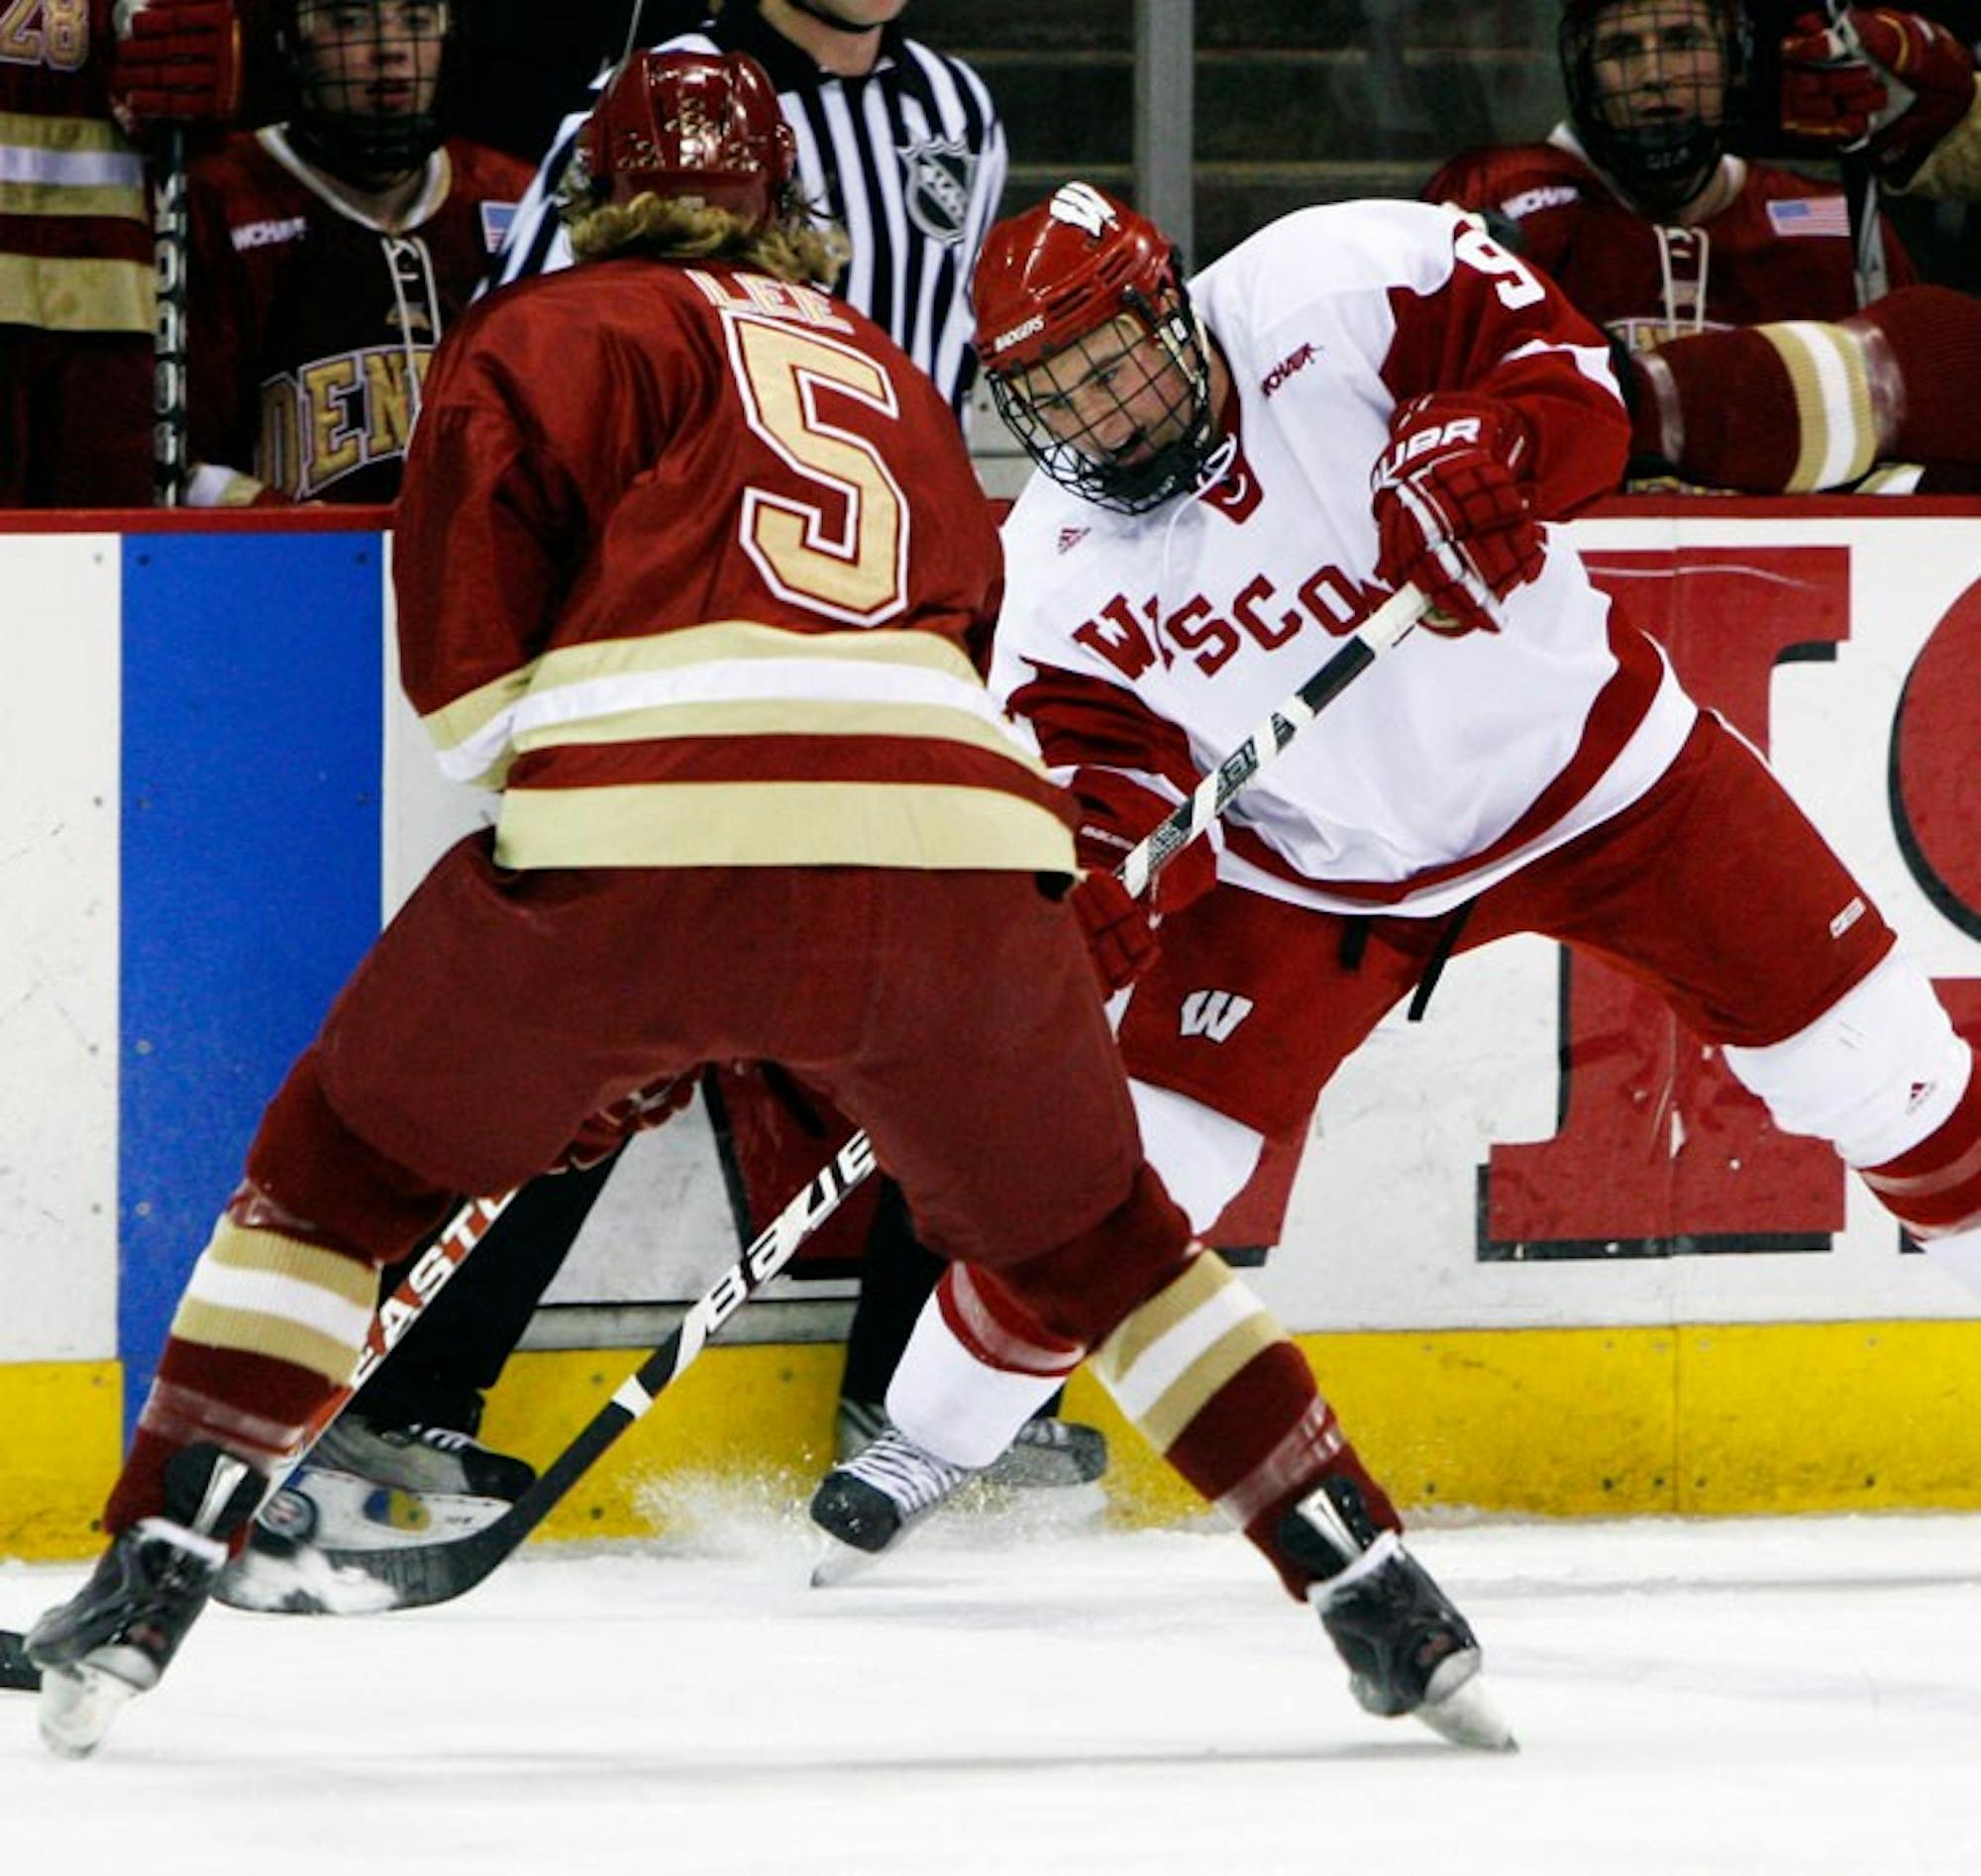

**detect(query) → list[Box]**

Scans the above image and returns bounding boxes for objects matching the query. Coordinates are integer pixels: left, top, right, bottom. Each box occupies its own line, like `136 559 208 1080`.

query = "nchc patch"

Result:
896 136 976 244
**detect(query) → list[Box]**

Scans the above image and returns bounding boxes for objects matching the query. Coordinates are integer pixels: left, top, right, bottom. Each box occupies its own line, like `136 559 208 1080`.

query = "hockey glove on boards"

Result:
1371 393 1543 637
1779 8 1977 184
109 0 242 139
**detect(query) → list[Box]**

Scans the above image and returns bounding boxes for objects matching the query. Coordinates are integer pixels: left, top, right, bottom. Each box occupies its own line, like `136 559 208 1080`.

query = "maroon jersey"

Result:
184 127 532 503
1427 131 1917 351
0 0 152 336
393 255 1074 878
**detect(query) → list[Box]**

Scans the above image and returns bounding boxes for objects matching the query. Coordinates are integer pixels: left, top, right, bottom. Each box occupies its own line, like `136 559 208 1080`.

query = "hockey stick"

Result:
1825 0 1892 308
152 124 190 506
0 1188 519 1690
298 579 1430 1614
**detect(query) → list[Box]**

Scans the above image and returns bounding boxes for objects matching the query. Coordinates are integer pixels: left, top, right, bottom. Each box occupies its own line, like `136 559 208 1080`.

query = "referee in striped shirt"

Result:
489 0 1007 415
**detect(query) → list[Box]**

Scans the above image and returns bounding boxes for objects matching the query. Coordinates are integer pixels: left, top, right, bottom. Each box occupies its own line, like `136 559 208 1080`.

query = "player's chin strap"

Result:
0 581 1429 1647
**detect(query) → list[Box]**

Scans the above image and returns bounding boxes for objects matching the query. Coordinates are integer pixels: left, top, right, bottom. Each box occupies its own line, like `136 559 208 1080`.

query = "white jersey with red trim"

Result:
989 198 1700 920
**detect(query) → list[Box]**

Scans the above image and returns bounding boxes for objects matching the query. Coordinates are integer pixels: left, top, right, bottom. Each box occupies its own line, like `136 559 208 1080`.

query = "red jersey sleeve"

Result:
1002 657 1203 865
1380 211 1629 520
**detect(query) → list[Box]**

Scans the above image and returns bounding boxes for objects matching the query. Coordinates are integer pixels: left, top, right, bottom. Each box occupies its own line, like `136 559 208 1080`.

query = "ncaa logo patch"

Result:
896 137 976 244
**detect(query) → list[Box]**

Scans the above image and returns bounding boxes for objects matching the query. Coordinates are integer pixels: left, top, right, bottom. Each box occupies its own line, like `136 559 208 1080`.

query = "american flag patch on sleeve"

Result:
1767 196 1850 237
481 201 518 252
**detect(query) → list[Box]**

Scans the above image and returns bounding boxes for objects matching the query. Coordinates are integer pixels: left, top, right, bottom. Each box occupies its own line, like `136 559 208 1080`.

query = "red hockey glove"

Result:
1371 393 1543 637
559 1077 695 1173
1780 8 1976 183
109 0 242 139
1072 869 1161 993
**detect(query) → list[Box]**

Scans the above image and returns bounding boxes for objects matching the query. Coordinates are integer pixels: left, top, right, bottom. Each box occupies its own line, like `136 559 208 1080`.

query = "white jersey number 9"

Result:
1453 221 1546 312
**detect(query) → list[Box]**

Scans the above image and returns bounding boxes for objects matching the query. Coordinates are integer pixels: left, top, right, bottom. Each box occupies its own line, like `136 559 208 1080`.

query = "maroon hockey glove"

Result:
1780 8 1976 184
109 0 242 139
559 1077 695 1173
1072 869 1161 994
1370 393 1543 637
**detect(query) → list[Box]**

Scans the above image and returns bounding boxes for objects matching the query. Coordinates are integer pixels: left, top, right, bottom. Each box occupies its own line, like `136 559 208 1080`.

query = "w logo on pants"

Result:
1179 990 1255 1042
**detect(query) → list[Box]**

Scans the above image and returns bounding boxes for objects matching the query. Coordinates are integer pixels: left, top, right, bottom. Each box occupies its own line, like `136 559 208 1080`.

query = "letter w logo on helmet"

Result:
1049 180 1116 237
1179 990 1254 1042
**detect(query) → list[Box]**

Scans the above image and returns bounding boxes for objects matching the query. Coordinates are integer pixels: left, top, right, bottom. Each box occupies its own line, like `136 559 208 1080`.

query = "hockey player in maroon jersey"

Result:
1427 0 1918 350
182 0 530 504
808 182 1981 1581
25 52 1512 1760
1617 8 1981 492
1 0 240 505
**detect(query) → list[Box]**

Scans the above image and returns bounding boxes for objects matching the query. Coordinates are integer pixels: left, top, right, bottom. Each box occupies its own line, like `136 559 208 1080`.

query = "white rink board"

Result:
0 536 121 1362
2 504 1975 1365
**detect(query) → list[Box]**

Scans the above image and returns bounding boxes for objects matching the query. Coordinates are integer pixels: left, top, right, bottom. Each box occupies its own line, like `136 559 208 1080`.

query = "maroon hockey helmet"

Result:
973 182 1220 514
577 50 798 232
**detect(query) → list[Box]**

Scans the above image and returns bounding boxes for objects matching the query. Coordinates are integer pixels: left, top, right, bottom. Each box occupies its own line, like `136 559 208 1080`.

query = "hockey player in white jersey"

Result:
812 184 1981 1593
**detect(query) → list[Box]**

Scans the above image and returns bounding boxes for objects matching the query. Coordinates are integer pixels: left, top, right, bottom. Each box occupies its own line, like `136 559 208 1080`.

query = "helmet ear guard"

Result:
973 182 1221 515
566 49 798 234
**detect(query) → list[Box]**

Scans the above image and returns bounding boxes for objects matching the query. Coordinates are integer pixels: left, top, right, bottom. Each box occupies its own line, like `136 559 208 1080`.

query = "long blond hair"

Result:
567 192 847 286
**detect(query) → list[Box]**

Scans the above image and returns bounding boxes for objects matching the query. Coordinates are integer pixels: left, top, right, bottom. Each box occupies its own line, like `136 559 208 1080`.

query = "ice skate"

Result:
809 1422 978 1587
216 1415 533 1615
29 1444 261 1758
837 1398 1107 1490
1280 1476 1515 1752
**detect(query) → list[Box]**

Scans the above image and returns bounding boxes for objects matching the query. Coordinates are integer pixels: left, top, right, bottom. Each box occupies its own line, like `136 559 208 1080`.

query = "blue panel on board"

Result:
119 530 385 1428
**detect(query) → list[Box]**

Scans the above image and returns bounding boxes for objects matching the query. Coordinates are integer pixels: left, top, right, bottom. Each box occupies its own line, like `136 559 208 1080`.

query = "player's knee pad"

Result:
1720 952 1976 1229
1720 952 1968 1163
1130 1079 1265 1233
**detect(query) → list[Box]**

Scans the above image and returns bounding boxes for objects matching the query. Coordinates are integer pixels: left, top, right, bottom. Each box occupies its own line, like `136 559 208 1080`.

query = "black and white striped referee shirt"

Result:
486 6 1007 416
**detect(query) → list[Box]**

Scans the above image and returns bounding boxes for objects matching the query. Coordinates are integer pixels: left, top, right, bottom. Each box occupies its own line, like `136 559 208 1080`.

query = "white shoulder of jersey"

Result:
1192 198 1468 336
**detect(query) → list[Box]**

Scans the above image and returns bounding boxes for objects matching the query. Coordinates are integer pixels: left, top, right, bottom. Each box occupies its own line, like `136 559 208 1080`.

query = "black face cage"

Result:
287 0 452 182
1561 0 1745 215
988 279 1221 516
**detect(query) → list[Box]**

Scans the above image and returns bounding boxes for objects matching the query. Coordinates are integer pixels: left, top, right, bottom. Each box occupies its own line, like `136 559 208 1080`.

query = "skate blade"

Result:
38 1661 143 1760
808 1536 888 1590
1415 1657 1518 1753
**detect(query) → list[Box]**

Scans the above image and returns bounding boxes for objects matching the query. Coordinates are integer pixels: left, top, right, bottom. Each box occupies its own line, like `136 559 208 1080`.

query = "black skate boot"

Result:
29 1443 263 1758
217 1414 535 1615
809 1422 978 1587
1279 1475 1515 1752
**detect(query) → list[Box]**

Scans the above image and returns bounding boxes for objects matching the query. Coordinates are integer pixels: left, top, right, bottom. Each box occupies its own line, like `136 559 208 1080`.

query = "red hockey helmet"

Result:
973 182 1179 375
576 49 797 232
973 182 1219 514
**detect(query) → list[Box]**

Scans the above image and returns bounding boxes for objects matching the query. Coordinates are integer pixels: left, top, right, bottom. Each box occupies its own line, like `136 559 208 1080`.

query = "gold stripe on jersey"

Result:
0 253 150 331
493 777 1076 874
1092 1254 1282 1452
1760 320 1877 494
0 178 150 219
163 1217 377 1386
424 620 1010 786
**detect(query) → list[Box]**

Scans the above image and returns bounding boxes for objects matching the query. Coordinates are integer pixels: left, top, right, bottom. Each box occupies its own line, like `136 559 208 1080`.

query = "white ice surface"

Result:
6 1494 1981 1876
